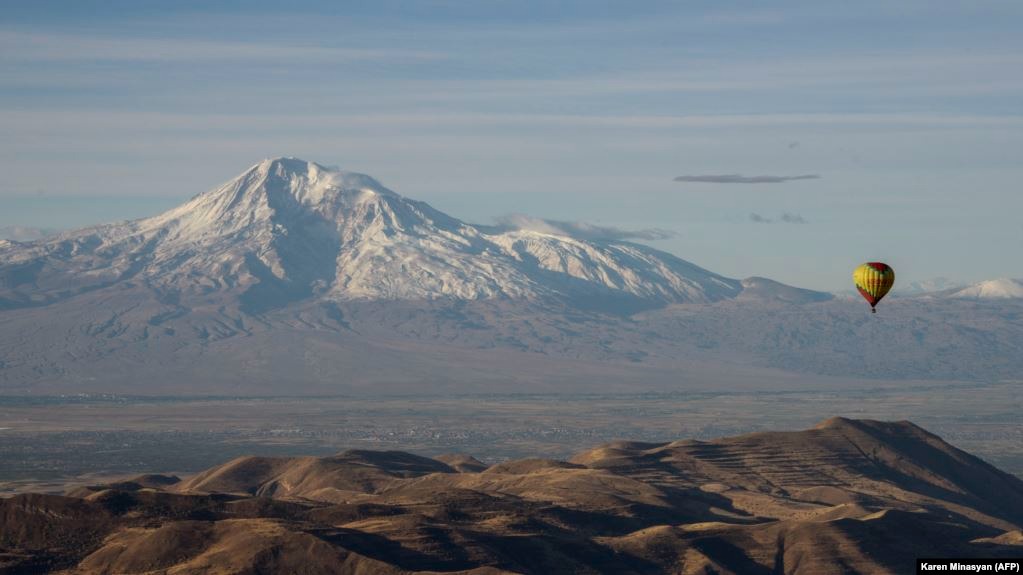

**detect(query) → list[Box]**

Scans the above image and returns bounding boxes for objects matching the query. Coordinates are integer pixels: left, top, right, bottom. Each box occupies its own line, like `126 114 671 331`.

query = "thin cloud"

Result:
5 110 1022 133
494 214 674 241
750 212 809 224
675 174 820 184
0 31 446 63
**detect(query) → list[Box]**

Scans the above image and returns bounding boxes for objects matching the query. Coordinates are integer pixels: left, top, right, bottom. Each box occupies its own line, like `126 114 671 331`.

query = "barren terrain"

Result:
2 418 1022 574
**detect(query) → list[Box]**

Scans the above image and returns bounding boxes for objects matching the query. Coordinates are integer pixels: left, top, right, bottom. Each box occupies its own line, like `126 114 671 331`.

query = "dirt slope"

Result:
2 418 1021 574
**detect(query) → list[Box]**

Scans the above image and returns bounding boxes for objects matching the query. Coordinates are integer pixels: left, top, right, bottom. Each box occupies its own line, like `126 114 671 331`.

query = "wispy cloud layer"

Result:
0 31 445 63
675 174 820 184
3 110 1021 134
750 212 809 224
494 214 674 241
0 2 1019 289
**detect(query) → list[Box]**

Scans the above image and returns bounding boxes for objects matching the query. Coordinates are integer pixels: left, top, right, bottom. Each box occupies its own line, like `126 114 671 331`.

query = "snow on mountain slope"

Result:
2 158 1022 391
947 278 1023 299
0 158 741 310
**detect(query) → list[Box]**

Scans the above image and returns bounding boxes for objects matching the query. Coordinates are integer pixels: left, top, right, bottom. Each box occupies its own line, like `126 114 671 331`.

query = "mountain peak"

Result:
0 157 744 309
138 158 402 246
948 278 1023 300
243 157 398 203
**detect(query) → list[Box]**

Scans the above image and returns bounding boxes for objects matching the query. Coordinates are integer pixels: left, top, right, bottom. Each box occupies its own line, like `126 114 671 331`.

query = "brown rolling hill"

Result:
2 418 1022 574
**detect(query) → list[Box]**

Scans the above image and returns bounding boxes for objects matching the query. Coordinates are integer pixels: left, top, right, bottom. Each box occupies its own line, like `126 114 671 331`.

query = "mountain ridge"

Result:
4 418 1022 574
945 278 1023 300
0 158 1021 393
0 158 761 311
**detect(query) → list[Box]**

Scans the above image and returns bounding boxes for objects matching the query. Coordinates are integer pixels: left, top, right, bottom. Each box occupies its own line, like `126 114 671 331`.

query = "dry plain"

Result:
2 381 1020 494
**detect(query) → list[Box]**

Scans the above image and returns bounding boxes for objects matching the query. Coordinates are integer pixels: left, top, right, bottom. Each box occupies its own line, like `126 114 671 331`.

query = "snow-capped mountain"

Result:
4 157 1019 395
0 158 742 310
946 278 1023 300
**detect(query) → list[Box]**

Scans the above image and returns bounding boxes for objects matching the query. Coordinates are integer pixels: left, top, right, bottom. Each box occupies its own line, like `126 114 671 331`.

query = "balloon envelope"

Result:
853 262 895 311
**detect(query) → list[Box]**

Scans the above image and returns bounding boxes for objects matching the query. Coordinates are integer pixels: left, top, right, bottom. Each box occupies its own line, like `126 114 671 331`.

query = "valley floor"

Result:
1 381 1020 493
2 415 1023 574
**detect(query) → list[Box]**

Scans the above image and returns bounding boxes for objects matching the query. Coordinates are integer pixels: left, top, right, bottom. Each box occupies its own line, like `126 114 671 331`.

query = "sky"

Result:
1 1 1021 291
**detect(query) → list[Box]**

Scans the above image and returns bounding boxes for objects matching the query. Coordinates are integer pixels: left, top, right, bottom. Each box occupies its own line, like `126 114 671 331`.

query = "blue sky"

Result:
2 1 1021 290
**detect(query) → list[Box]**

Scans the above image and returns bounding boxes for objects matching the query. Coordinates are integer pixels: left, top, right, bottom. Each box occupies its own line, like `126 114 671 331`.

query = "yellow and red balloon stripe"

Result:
853 262 894 307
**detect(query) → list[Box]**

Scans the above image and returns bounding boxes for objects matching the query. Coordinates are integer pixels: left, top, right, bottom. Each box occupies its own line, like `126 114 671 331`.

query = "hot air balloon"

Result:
853 262 894 313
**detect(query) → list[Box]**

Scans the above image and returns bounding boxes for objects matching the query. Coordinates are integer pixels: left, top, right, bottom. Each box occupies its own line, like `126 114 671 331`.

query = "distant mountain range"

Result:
942 278 1023 299
0 226 58 242
0 158 1020 394
0 158 776 310
3 418 1022 574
